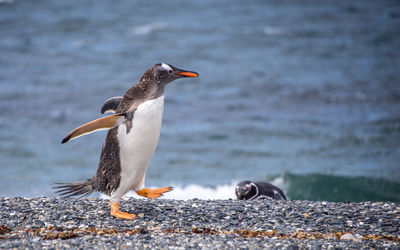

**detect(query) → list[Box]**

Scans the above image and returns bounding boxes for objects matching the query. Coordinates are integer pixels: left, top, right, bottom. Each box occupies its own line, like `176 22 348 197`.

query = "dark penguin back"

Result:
93 127 121 195
255 182 287 201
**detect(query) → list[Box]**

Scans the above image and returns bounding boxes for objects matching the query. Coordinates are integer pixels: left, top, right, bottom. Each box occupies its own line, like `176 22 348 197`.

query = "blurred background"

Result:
0 0 399 201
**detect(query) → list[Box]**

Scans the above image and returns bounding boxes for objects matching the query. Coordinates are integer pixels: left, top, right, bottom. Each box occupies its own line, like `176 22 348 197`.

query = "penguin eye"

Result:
168 69 173 74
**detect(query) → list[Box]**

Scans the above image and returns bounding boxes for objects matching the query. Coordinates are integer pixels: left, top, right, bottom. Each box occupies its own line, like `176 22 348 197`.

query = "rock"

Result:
340 233 357 241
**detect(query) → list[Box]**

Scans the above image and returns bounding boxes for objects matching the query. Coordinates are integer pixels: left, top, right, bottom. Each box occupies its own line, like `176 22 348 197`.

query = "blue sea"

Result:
1 0 399 201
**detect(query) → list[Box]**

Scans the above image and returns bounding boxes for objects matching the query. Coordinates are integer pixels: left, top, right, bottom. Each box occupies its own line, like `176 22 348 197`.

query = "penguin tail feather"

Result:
53 179 96 199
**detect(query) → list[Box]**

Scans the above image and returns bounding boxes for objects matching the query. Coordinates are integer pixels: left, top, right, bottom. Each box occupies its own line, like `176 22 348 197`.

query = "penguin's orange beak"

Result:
176 72 199 77
175 69 199 77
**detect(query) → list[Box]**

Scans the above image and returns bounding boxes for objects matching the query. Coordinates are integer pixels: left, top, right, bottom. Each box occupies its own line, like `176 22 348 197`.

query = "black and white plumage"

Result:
235 180 287 201
55 63 199 219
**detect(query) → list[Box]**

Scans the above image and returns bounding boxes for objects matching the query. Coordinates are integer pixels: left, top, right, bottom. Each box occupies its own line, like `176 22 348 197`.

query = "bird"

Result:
54 63 199 220
235 180 287 201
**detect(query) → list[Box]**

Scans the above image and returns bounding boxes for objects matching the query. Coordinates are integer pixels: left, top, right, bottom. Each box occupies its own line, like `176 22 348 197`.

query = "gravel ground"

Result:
0 197 399 249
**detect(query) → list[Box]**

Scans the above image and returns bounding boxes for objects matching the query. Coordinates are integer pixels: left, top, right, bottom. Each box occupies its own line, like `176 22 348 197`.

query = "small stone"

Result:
340 233 357 241
83 235 93 241
32 237 41 243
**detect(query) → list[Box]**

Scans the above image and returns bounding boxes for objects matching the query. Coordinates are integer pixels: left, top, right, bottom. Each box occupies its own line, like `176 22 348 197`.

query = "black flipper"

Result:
61 113 126 144
255 181 288 201
101 96 123 114
273 190 287 201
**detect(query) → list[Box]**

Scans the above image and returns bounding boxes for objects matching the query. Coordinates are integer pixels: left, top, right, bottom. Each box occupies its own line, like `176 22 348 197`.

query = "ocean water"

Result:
0 0 399 201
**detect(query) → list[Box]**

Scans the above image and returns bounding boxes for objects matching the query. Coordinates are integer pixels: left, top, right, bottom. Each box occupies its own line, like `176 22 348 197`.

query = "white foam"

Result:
271 175 285 191
100 182 236 200
132 22 168 35
99 176 287 200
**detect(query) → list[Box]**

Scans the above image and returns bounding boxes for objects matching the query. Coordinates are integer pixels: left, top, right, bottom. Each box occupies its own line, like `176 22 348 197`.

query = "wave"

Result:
0 0 14 4
98 174 400 202
131 22 169 36
100 183 237 201
284 173 400 202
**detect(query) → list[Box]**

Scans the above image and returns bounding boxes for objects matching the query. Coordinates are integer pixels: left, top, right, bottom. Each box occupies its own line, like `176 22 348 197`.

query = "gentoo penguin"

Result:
235 181 287 201
55 63 199 220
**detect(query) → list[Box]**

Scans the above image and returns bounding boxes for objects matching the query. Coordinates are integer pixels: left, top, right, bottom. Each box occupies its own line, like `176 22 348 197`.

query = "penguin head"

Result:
148 63 199 85
235 180 257 200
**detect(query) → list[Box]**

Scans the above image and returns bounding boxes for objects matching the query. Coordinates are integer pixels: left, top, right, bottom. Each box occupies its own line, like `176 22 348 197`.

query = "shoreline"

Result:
1 197 399 248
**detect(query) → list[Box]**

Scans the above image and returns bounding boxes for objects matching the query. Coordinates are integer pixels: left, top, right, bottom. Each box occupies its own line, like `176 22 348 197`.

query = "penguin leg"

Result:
110 201 136 220
136 186 174 199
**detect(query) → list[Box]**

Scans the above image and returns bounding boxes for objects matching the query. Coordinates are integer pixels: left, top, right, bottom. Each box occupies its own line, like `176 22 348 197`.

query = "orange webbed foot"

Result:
110 201 136 220
136 186 174 199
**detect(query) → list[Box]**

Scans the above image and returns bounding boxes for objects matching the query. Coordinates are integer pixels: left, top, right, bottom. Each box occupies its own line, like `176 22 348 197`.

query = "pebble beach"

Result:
0 197 399 248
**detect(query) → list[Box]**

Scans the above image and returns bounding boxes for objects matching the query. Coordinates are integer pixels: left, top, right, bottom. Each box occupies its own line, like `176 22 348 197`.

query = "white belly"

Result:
110 96 164 202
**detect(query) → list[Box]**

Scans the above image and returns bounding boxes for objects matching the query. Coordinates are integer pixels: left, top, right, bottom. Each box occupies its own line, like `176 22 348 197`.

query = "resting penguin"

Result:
54 63 199 219
235 180 287 201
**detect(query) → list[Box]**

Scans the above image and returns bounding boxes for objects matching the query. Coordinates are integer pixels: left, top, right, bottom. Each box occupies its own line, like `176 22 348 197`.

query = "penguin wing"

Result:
272 190 287 201
101 96 123 114
256 182 287 201
61 113 126 144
